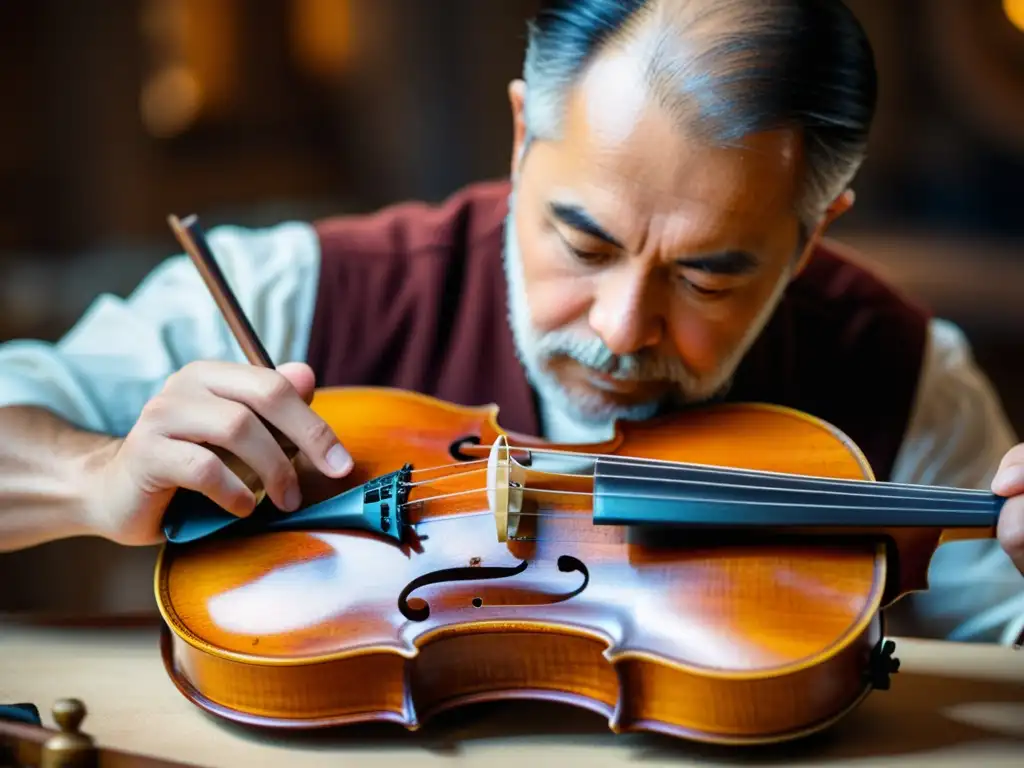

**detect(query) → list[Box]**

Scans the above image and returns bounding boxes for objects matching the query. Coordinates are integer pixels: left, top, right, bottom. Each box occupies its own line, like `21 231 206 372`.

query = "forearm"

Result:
0 221 320 551
0 405 118 552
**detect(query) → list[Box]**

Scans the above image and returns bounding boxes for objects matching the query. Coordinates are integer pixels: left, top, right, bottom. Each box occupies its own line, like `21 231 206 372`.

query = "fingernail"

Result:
284 485 302 511
327 444 352 473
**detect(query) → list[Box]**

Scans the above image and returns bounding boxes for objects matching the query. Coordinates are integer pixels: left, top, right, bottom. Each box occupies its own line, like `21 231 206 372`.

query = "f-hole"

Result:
448 434 532 465
398 560 529 621
397 555 590 622
448 435 480 462
556 555 589 594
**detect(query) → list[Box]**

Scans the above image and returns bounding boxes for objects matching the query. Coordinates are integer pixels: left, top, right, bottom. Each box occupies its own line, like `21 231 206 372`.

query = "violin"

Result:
154 388 1005 745
153 214 1008 746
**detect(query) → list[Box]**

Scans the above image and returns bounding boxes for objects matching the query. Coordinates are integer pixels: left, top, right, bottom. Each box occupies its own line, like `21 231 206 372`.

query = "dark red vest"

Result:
307 180 930 482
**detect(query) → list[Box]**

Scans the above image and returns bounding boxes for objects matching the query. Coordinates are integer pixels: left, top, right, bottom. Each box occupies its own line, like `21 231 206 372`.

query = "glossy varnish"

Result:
155 387 961 744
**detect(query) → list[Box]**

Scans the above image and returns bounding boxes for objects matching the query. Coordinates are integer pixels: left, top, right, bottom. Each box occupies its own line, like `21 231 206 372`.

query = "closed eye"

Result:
676 250 759 276
678 272 736 299
560 237 613 266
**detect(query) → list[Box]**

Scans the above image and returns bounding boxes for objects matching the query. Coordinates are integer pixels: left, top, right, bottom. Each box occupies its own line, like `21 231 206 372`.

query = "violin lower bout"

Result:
161 611 883 745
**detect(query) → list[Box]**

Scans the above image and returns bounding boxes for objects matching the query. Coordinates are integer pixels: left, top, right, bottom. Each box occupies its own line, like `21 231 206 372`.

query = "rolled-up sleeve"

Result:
885 318 1023 646
0 221 321 437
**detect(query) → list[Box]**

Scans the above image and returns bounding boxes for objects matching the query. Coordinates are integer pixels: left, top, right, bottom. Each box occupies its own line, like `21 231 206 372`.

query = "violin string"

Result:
404 459 488 479
600 458 992 497
431 442 995 498
570 470 990 503
403 465 488 487
403 506 993 531
400 461 992 504
409 510 582 525
401 484 998 520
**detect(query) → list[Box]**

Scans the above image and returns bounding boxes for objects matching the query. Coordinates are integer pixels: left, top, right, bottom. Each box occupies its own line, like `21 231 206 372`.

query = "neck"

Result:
590 457 1003 538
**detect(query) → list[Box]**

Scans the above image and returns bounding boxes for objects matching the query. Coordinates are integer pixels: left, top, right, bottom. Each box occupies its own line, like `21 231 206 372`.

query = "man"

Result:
0 0 1022 643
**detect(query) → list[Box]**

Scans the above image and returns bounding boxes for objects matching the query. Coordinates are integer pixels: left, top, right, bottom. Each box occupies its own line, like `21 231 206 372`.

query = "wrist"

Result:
0 406 123 552
68 434 124 540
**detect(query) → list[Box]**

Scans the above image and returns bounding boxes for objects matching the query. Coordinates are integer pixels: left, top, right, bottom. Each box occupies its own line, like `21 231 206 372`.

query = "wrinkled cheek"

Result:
530 275 592 333
668 319 728 376
515 222 592 334
667 300 760 376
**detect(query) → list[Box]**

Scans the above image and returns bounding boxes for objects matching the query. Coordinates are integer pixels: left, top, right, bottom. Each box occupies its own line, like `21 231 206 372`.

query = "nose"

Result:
588 268 664 355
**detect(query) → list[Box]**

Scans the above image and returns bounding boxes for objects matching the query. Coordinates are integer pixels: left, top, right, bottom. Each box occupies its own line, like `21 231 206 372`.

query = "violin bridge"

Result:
487 435 525 543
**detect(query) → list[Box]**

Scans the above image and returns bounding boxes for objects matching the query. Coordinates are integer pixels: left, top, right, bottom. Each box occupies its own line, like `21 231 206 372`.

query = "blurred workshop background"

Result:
1 0 1022 615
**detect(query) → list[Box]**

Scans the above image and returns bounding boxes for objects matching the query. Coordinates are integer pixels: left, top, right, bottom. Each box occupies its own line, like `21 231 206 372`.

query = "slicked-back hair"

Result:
521 0 877 227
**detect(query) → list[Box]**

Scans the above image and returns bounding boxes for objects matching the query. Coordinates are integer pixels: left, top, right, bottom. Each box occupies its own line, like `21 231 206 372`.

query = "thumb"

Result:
992 444 1024 498
996 496 1024 575
276 362 317 404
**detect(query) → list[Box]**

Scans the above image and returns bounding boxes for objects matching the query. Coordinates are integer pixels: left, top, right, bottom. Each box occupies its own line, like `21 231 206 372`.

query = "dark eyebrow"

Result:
549 202 624 248
676 250 759 276
550 201 758 275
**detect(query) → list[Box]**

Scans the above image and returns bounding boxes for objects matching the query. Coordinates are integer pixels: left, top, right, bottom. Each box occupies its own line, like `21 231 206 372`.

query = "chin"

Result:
546 373 669 426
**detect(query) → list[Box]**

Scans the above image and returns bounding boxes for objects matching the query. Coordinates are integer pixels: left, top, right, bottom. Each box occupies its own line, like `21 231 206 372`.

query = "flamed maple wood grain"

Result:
155 387 983 744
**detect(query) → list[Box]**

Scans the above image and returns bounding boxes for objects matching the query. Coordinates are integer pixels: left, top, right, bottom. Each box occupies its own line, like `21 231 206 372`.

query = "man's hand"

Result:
993 443 1024 574
86 360 353 546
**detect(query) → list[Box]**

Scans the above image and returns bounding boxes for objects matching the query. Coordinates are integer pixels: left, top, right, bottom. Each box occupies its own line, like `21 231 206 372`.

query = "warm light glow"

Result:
291 0 350 78
140 66 202 138
1005 0 1024 32
137 0 239 137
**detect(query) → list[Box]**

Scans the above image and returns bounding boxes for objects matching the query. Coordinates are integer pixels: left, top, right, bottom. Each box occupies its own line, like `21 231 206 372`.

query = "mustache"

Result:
532 330 695 383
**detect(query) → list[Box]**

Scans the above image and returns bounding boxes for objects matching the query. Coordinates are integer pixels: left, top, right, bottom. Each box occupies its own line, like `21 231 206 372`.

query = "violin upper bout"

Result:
613 401 875 481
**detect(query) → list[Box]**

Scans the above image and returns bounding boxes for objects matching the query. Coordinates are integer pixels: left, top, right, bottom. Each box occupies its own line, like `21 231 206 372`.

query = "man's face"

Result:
503 54 833 428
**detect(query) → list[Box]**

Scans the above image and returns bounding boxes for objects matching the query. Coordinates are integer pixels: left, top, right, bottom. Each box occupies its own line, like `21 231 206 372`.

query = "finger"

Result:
992 444 1024 497
138 437 257 519
188 362 352 477
146 393 302 512
276 362 317 404
292 451 353 506
996 495 1024 575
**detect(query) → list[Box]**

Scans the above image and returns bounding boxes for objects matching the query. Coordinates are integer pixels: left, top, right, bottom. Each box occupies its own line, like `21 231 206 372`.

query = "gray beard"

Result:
500 191 784 430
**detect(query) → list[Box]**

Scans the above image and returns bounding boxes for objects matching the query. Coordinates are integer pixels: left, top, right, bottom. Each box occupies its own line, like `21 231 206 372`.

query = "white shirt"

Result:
0 221 1020 644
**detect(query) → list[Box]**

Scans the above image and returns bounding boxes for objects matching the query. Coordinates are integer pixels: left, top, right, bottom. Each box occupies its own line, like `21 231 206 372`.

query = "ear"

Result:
508 79 528 177
792 188 856 275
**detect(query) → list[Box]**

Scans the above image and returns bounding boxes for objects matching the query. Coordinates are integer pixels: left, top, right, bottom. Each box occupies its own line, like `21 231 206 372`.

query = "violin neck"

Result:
590 458 1003 538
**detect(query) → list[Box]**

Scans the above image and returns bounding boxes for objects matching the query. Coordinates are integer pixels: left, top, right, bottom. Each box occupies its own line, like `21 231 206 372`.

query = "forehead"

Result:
541 50 803 247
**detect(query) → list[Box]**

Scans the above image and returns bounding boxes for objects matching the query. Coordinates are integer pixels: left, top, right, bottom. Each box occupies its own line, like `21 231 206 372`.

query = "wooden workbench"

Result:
1 620 1022 767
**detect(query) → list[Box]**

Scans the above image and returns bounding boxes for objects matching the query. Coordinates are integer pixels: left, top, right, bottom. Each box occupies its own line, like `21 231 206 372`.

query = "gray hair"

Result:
520 0 877 228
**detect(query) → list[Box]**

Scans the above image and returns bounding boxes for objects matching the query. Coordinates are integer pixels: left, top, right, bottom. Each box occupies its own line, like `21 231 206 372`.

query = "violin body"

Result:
155 387 941 745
